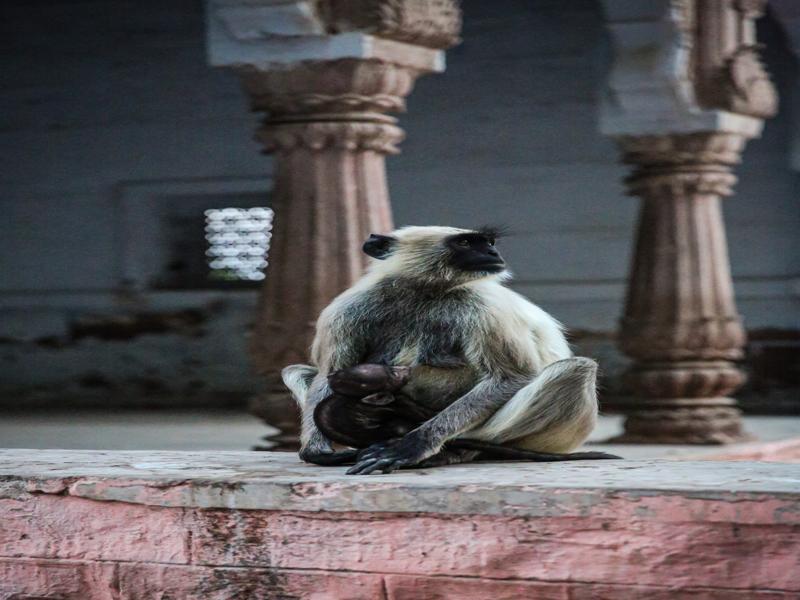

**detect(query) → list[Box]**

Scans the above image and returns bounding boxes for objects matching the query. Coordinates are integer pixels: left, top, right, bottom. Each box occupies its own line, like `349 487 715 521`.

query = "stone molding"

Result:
239 58 418 116
617 131 748 166
256 121 405 154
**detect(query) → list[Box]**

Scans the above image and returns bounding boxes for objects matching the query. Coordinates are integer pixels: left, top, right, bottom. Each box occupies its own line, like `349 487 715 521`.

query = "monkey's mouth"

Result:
463 260 506 273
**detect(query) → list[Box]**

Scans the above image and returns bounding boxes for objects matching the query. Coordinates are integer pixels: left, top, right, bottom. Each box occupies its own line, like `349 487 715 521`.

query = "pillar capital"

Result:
256 120 405 155
618 131 745 198
240 58 417 118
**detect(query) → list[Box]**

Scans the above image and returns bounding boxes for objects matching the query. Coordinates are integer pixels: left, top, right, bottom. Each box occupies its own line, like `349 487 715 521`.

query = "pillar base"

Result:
608 398 751 445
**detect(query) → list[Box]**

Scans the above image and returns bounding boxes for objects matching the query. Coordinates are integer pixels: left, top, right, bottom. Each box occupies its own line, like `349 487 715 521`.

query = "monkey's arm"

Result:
347 375 522 475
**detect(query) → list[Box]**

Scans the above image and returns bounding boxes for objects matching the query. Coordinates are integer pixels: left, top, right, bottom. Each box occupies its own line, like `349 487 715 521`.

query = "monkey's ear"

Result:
362 234 396 260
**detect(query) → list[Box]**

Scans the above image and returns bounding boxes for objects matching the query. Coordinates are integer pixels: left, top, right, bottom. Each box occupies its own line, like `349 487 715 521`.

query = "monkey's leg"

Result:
460 357 620 460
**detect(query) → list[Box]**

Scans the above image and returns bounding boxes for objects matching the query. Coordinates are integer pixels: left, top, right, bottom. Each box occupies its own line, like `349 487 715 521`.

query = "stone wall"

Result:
1 450 798 598
1 0 797 408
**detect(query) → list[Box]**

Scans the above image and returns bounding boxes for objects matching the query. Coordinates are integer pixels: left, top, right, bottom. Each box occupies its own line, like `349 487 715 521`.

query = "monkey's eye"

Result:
488 238 495 246
456 239 471 248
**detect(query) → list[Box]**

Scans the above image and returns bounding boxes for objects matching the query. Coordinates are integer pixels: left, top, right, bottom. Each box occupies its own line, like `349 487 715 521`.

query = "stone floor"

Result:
0 410 269 451
0 410 798 460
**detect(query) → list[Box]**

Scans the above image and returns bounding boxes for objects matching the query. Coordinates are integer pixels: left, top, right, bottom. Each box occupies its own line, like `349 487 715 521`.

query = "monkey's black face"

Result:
446 233 505 273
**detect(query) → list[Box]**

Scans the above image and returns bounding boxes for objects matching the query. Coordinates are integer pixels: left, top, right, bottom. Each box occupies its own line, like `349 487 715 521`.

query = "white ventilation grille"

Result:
204 207 273 282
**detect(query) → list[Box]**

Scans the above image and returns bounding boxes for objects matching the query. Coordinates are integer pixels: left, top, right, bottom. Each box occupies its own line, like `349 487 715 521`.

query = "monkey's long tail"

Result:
448 439 621 461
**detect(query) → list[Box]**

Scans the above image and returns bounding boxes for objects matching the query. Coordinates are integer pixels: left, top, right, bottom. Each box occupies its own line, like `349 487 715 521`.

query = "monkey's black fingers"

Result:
348 456 408 475
366 458 398 475
356 442 390 462
346 457 381 475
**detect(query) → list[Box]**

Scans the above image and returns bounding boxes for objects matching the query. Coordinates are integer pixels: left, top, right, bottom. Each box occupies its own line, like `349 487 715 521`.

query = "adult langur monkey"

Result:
282 226 619 474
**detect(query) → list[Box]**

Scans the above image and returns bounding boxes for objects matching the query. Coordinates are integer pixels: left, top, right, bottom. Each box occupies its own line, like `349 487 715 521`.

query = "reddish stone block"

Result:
116 564 385 600
0 558 117 600
384 575 797 600
0 495 188 564
186 509 800 591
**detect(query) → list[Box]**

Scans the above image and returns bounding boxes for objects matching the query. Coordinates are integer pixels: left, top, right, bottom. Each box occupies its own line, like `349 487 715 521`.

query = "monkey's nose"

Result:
487 247 500 257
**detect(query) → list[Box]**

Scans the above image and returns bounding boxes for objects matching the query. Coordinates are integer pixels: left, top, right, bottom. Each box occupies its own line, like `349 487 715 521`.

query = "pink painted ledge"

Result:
0 449 799 599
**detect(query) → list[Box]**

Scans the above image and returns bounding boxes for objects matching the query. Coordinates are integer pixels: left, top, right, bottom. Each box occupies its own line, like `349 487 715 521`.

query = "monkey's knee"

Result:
512 408 597 453
511 357 599 452
282 364 318 408
466 357 599 450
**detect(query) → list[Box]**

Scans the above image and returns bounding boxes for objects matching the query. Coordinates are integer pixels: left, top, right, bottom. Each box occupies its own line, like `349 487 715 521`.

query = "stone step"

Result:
1 449 798 599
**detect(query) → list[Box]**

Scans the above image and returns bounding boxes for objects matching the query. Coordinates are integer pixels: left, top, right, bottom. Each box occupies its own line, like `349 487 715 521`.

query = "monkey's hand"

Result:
346 431 436 475
299 447 359 466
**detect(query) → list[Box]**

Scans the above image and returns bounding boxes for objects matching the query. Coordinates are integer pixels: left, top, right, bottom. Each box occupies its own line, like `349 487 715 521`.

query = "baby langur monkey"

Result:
282 226 619 474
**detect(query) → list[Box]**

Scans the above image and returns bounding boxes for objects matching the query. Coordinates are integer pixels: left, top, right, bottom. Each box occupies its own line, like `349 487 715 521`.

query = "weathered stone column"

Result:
207 1 461 447
601 0 777 443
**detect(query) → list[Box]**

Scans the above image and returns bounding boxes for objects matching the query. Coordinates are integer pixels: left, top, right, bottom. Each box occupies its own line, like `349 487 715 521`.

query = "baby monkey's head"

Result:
362 225 509 285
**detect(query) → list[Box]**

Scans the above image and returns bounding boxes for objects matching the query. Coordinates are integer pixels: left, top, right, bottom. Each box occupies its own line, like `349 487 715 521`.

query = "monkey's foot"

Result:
346 432 432 475
299 448 359 466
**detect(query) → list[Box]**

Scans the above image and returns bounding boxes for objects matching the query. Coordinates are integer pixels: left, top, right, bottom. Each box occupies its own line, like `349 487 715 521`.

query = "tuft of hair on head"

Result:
474 224 511 242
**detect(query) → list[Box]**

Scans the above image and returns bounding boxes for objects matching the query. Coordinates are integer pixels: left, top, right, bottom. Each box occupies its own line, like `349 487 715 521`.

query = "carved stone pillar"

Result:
244 61 410 447
206 0 461 447
601 0 777 443
614 132 750 443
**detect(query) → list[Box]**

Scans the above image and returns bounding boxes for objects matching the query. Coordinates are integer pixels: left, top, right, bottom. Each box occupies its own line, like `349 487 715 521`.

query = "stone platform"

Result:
0 450 799 599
